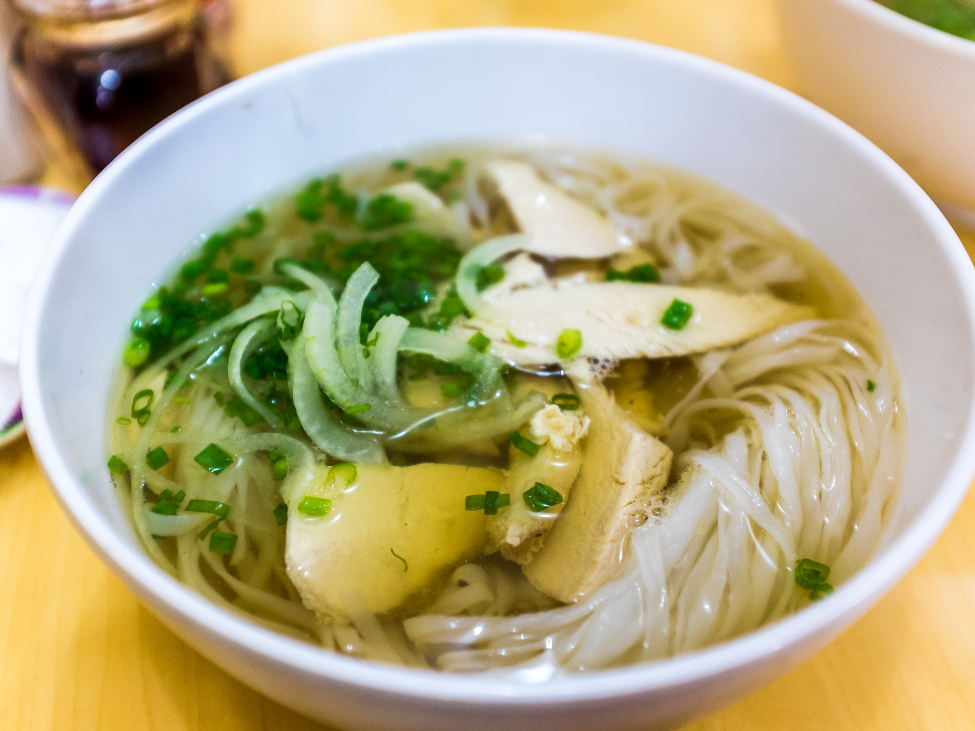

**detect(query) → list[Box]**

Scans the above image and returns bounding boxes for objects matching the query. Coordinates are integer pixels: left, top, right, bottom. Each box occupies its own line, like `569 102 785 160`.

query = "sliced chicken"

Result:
485 160 623 259
453 280 814 366
487 405 589 563
522 384 673 602
286 463 502 623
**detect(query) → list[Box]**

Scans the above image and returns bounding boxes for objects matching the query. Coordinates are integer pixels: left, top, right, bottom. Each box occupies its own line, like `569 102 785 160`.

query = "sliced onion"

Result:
337 262 379 394
303 297 363 408
398 327 506 404
277 261 338 302
144 510 211 537
455 234 531 324
228 318 284 428
368 315 410 404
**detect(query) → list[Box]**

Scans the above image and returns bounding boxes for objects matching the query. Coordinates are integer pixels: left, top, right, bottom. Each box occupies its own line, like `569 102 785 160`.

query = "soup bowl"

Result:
19 28 975 731
777 0 975 217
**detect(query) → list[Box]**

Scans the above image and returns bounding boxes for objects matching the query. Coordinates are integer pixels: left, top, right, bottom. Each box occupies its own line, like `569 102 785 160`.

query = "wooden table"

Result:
6 0 975 728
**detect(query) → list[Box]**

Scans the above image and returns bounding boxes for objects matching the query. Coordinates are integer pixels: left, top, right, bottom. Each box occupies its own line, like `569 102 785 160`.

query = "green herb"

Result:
213 391 264 427
523 482 563 512
276 301 304 342
244 338 289 381
194 443 234 474
390 159 409 171
794 558 831 590
151 497 179 515
107 455 128 475
467 332 491 353
268 450 289 481
170 425 181 433
206 268 228 284
556 328 583 359
131 389 154 426
345 403 371 415
123 337 150 367
414 166 453 192
440 374 478 399
172 396 191 404
476 262 506 291
508 431 540 458
185 499 232 519
209 531 238 555
234 209 264 239
465 492 510 513
328 462 357 485
198 519 220 540
361 193 414 230
552 393 581 410
867 380 877 392
273 503 289 526
427 285 469 331
298 495 332 516
661 299 693 330
606 263 660 283
390 548 409 572
231 257 256 274
145 446 169 470
116 417 132 425
507 329 528 348
296 174 358 223
201 282 228 296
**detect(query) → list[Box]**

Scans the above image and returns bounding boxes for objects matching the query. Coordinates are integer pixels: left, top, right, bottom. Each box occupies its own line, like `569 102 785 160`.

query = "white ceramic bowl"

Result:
777 0 975 215
20 28 975 731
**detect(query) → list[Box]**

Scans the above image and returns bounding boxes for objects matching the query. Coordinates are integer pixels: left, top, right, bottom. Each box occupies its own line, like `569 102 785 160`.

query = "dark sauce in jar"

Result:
11 1 230 175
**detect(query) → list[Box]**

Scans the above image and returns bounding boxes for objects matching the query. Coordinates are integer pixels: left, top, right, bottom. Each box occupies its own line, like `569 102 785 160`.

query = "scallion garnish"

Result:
131 389 154 425
390 548 409 572
661 298 693 330
185 499 232 519
345 403 371 415
230 256 256 274
170 426 181 433
172 396 191 404
794 558 834 600
465 494 486 510
277 301 304 341
467 331 491 353
116 416 132 425
297 496 332 516
273 503 288 526
556 328 583 359
476 262 506 291
123 336 150 367
145 446 169 470
606 263 660 283
523 482 564 512
810 584 835 601
193 443 234 474
506 329 528 348
390 159 409 171
867 380 877 392
328 463 357 486
508 432 540 457
107 455 128 475
552 393 581 410
209 531 238 555
201 282 228 296
465 492 510 513
268 450 288 481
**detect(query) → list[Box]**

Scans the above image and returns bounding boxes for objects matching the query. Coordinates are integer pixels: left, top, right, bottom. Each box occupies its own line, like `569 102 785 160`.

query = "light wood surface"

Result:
9 0 975 728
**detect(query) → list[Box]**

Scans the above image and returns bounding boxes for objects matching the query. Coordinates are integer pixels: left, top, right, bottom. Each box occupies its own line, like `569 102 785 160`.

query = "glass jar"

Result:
7 0 231 182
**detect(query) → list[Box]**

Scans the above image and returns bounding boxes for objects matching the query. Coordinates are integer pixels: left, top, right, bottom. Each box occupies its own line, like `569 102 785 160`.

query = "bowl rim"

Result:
829 0 975 59
20 26 975 704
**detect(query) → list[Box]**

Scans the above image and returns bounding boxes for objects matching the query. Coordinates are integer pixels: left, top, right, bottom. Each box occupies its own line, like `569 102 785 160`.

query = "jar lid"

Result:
12 0 178 21
0 186 74 448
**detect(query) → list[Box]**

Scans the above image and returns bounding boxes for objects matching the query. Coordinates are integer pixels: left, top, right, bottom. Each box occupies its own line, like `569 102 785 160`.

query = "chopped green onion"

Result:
556 328 583 359
345 403 371 415
467 332 491 353
107 455 128 475
273 503 289 526
328 463 357 486
476 262 506 291
440 382 463 399
209 531 238 555
185 499 232 519
661 299 693 330
172 396 191 404
508 431 540 458
201 282 228 296
523 482 563 512
552 393 581 410
116 416 132 425
465 494 486 510
390 548 409 572
810 583 835 601
465 492 510 513
271 455 288 481
206 268 228 284
606 263 660 283
173 490 186 504
131 388 154 425
390 159 409 171
298 495 332 516
361 193 414 230
123 336 150 367
867 380 877 392
198 519 220 540
794 558 831 590
433 362 460 376
151 498 179 515
193 443 234 474
277 301 304 342
145 446 169 470
170 425 181 433
506 329 528 348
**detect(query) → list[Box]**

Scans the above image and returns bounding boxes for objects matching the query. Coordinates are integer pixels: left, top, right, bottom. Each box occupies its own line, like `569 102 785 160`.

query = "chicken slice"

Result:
485 160 624 259
522 384 673 602
286 463 502 623
453 281 814 366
